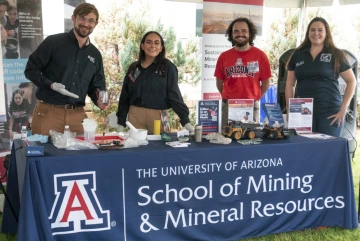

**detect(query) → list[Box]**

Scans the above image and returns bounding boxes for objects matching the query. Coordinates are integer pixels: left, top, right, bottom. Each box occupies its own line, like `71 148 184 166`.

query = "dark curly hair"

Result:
226 17 257 46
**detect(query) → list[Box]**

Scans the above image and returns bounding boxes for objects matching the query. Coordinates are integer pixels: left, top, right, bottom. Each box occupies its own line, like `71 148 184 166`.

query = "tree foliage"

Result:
263 9 299 85
89 0 200 130
263 8 340 86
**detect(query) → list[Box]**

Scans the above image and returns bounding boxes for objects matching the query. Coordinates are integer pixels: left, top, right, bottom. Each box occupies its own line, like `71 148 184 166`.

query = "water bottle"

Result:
64 125 70 138
27 123 32 136
21 126 27 140
194 125 202 142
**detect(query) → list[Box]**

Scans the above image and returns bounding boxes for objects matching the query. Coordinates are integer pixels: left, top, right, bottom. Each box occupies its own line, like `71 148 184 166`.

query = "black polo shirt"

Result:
117 59 190 126
287 47 351 115
24 29 105 106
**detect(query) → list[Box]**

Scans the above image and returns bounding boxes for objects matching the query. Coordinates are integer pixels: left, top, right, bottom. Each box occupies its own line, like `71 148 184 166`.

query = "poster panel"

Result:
0 0 43 151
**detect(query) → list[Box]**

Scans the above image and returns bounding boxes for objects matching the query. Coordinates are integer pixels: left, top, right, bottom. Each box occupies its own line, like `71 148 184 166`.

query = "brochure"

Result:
228 99 254 122
261 103 285 127
299 133 336 140
197 100 221 134
288 98 313 133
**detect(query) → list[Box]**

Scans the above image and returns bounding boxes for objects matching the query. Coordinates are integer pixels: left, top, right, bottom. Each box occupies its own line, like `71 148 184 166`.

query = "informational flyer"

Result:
288 98 313 133
228 99 253 122
197 100 221 134
261 103 285 127
299 133 336 140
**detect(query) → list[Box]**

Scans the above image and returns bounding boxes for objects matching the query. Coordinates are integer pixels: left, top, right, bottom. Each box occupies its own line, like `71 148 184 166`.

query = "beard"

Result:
74 25 92 38
233 36 249 48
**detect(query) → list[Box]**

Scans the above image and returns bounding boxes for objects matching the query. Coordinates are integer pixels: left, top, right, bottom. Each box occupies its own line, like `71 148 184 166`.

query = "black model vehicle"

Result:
261 124 297 140
222 120 260 140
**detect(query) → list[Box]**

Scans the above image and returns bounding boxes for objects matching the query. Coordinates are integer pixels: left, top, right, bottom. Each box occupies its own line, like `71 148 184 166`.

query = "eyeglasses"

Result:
78 15 97 26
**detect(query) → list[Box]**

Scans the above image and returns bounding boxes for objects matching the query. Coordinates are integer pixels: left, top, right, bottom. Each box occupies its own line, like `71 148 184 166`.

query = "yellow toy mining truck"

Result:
222 120 260 140
261 124 297 140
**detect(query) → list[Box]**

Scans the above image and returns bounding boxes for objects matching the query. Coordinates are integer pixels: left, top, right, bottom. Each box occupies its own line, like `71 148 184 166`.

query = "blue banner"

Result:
3 137 358 240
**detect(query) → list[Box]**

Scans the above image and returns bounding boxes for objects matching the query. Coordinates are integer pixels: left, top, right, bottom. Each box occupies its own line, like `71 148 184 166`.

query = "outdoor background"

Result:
0 0 360 240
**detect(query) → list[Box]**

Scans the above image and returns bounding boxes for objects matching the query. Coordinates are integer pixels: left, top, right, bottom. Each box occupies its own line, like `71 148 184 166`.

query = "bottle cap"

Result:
65 125 69 128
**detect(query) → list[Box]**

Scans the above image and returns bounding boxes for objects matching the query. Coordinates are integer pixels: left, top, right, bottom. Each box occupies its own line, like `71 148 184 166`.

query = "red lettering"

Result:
60 181 94 222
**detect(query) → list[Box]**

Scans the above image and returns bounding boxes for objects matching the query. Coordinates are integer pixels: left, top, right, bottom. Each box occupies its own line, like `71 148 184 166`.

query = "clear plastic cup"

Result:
84 129 96 143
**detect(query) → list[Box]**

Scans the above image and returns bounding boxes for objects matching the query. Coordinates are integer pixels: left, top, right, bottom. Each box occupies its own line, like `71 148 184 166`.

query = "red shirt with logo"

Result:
214 47 271 101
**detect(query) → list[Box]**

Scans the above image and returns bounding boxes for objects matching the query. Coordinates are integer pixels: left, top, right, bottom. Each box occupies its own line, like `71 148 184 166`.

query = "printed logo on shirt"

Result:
49 171 110 235
320 53 332 62
236 58 243 65
12 110 27 118
225 60 254 78
88 55 95 63
295 61 304 67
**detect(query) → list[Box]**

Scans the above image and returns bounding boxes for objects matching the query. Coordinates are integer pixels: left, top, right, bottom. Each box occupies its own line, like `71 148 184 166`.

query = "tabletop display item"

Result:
96 140 124 149
261 124 297 140
76 134 124 149
222 119 260 140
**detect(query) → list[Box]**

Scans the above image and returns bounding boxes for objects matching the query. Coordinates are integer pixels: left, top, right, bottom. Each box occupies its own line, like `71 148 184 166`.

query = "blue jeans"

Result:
313 114 343 137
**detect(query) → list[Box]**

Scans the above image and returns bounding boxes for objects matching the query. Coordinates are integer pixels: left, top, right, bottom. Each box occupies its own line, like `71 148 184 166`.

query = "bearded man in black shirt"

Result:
24 3 107 135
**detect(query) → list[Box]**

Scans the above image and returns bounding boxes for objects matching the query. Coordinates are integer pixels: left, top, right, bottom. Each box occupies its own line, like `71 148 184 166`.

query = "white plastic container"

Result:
21 126 27 140
129 129 148 141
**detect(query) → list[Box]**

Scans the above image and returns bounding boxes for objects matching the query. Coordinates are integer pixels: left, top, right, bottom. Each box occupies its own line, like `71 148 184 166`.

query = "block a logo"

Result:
49 171 110 235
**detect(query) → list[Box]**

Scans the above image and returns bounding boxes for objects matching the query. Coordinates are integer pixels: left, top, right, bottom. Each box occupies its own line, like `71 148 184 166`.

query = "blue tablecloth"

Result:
2 136 358 241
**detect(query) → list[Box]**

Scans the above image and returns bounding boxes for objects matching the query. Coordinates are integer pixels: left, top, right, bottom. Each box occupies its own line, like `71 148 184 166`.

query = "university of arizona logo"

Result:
49 171 110 235
225 64 254 78
236 58 243 65
320 53 332 62
88 55 95 63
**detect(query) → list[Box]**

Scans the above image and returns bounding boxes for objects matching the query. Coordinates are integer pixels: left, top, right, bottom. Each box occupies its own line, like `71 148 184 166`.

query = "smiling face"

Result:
308 21 326 46
13 92 23 105
72 12 97 39
232 21 250 49
141 33 163 60
7 8 17 25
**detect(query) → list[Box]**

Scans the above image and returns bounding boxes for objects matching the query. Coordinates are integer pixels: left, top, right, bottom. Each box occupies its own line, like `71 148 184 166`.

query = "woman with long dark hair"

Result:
116 31 193 134
18 82 37 120
285 17 356 137
8 89 29 139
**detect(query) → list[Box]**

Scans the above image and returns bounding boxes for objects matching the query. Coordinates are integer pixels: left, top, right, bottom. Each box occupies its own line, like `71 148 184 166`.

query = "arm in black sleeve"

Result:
116 74 130 126
24 37 54 89
88 53 106 105
166 61 190 126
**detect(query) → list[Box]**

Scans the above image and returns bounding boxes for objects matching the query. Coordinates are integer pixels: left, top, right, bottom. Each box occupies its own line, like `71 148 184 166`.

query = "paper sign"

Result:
228 99 254 122
261 103 285 127
197 100 221 134
288 98 313 133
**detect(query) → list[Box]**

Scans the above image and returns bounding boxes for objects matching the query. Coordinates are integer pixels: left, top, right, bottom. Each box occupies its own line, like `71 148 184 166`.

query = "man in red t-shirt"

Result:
214 17 271 128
